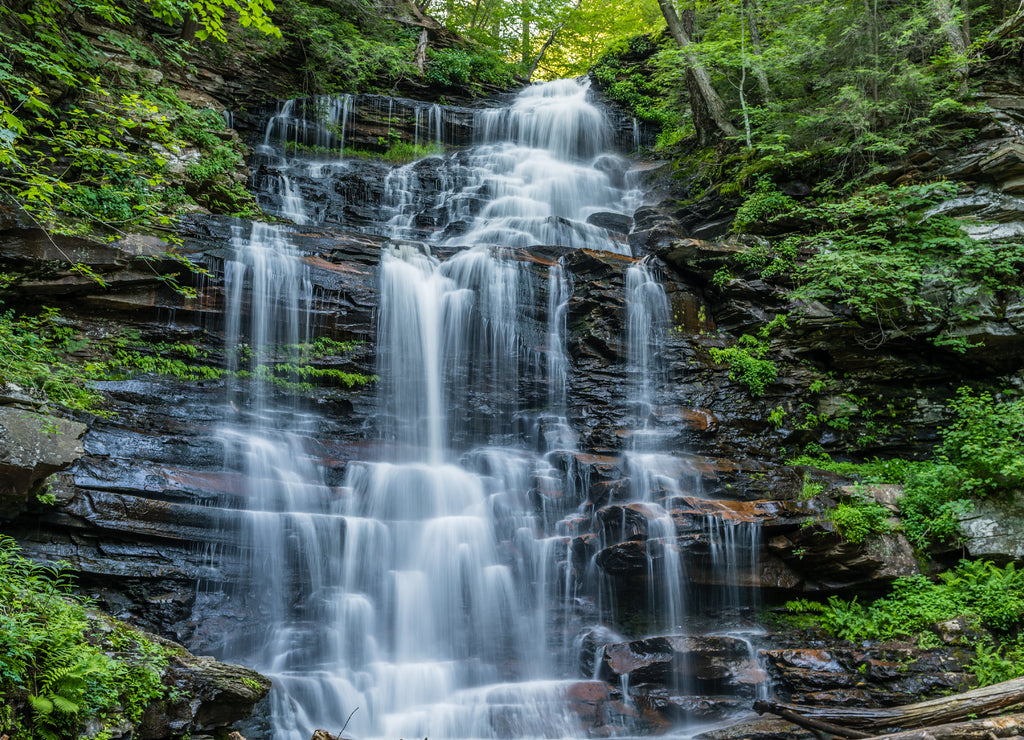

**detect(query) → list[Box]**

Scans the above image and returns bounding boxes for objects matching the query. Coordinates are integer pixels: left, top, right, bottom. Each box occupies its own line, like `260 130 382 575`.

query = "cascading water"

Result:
215 78 766 740
382 79 641 252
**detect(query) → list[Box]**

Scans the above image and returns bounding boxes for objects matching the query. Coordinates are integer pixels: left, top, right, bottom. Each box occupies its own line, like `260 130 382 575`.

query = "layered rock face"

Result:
2 68 1024 740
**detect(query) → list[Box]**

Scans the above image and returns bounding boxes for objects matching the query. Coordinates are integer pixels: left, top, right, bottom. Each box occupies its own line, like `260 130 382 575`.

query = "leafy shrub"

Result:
899 462 971 547
0 536 168 738
940 388 1024 494
271 0 415 93
734 183 1024 350
708 317 787 397
970 637 1024 686
709 334 777 396
784 560 1024 644
788 453 918 484
592 34 676 133
0 306 108 414
733 177 796 232
425 47 515 90
829 490 891 543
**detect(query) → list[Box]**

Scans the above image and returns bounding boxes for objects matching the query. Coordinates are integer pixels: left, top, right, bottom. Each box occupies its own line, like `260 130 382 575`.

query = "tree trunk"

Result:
861 712 1024 740
414 28 429 75
743 0 773 102
753 701 871 738
864 0 879 103
180 13 198 42
656 0 738 142
520 0 530 67
934 0 969 90
985 7 1024 45
527 0 582 79
758 675 1024 731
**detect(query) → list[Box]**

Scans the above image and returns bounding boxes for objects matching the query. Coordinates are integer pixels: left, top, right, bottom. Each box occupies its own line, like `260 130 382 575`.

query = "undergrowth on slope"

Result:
792 387 1024 549
0 536 168 738
724 182 1024 351
783 560 1024 640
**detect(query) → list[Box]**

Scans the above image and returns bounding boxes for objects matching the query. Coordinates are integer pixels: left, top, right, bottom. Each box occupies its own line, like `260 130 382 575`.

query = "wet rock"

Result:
599 635 761 696
0 406 87 518
762 645 971 707
587 211 633 234
628 206 686 255
595 539 650 576
933 616 990 645
694 717 809 740
660 238 745 281
770 519 920 592
310 731 353 740
137 636 271 738
630 687 747 722
596 502 668 541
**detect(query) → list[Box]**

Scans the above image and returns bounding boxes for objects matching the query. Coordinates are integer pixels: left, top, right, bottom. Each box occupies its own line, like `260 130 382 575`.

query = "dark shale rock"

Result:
598 635 767 703
628 205 687 255
761 645 971 708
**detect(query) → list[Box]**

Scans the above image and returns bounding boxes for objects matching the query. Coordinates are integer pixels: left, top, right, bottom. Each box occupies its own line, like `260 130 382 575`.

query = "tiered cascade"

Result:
215 78 767 740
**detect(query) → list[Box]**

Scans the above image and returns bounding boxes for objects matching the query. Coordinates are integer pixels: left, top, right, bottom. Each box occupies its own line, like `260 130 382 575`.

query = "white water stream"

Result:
216 79 764 740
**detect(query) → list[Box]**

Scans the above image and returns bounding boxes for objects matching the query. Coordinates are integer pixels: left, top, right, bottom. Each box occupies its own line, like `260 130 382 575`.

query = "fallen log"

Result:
757 675 1024 731
753 700 872 738
983 9 1024 48
860 711 1024 740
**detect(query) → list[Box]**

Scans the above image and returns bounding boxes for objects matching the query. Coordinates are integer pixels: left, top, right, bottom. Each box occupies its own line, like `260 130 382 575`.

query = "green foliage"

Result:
592 33 678 133
425 47 517 91
900 462 972 547
662 0 984 169
0 306 108 414
789 452 918 485
894 388 1024 546
732 177 795 232
789 387 1023 549
148 0 281 42
709 333 776 396
274 0 416 93
0 536 168 738
731 182 1024 348
941 388 1024 494
799 474 824 499
344 141 446 163
783 560 1024 644
970 637 1024 686
708 316 785 397
0 0 272 234
0 303 373 413
829 489 891 544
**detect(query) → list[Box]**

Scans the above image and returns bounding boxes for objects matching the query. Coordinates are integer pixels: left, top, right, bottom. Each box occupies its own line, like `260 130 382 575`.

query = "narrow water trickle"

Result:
213 78 767 740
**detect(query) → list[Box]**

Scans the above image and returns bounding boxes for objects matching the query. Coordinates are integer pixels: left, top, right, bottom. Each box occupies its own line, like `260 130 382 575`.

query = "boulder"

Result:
598 635 765 697
958 496 1024 561
0 404 87 518
137 637 272 739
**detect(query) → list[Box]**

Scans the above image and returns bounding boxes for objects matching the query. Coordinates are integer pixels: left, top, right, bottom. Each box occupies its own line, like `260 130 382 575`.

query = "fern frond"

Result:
50 694 80 714
28 693 54 716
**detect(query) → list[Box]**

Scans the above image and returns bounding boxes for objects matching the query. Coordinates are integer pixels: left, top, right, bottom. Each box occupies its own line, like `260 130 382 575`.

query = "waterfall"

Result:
212 77 767 740
253 94 354 224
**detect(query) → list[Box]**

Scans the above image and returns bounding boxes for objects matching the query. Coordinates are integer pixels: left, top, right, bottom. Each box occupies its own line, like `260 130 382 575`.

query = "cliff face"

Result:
2 37 1024 740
